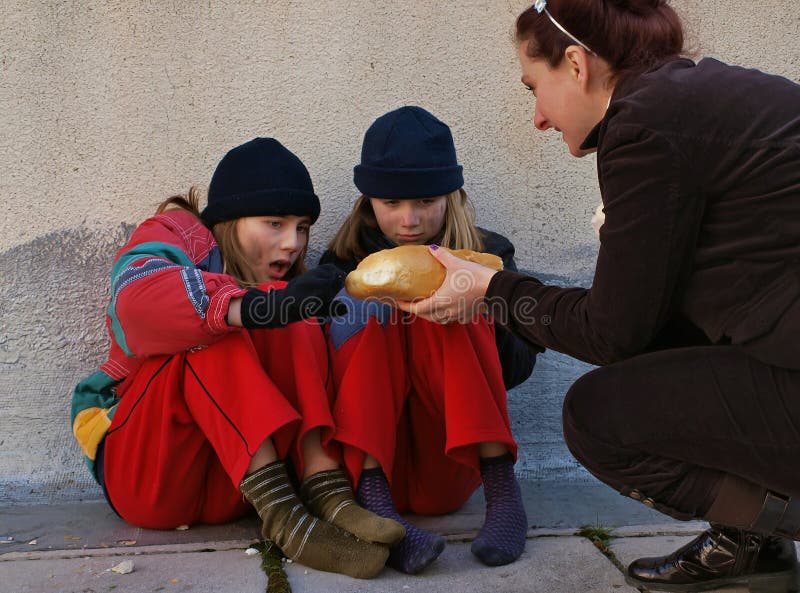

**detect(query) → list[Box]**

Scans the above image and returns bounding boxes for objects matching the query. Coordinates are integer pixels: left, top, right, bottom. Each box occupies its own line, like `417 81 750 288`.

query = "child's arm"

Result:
108 213 246 357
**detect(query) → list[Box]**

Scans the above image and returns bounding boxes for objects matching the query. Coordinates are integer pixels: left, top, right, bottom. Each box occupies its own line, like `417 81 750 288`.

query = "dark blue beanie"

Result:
353 106 464 199
201 138 321 226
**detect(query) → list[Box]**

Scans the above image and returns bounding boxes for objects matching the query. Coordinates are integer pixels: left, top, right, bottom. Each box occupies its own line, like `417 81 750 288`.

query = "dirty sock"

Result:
356 467 446 574
240 460 389 579
471 453 528 566
300 468 405 545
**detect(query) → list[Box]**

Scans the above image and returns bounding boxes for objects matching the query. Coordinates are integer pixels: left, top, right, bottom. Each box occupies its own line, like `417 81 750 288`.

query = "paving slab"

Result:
0 500 259 554
611 521 708 538
1 537 638 593
283 537 638 593
1 546 264 593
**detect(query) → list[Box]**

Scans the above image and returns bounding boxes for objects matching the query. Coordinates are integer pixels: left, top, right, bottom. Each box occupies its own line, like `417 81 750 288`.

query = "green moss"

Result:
577 523 613 554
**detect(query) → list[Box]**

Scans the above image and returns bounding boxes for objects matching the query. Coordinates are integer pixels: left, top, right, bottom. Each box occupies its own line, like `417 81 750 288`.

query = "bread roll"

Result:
345 245 503 300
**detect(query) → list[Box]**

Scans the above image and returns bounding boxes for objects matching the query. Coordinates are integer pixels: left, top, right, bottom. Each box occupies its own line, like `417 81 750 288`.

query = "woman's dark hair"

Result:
516 0 684 83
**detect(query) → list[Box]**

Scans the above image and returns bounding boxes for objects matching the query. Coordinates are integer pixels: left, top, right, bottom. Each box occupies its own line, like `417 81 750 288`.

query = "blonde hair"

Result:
327 188 484 262
155 185 307 287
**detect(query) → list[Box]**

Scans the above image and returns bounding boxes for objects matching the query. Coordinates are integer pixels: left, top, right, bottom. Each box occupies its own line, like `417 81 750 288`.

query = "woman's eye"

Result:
297 226 309 234
525 84 536 96
268 220 281 229
420 199 435 205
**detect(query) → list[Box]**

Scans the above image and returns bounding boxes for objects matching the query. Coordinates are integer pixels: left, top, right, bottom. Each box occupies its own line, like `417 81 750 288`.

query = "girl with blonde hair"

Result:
321 106 540 573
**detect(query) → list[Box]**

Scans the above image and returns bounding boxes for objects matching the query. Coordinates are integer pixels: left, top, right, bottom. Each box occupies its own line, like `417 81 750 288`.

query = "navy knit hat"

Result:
353 106 464 199
201 138 321 226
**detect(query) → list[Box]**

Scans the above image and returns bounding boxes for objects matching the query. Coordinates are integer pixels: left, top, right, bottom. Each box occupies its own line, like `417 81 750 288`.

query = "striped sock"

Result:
300 468 406 545
471 453 528 566
356 468 446 574
240 461 389 579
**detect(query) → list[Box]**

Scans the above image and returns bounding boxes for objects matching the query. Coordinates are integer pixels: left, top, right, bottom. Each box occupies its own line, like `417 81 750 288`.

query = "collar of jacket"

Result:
359 224 398 254
579 57 693 152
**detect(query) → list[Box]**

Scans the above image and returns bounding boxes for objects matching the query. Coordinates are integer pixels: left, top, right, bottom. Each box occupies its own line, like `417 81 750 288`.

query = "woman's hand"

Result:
396 245 499 323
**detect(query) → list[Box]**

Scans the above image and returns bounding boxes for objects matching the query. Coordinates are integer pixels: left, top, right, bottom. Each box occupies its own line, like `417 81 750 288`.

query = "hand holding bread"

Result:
345 245 503 301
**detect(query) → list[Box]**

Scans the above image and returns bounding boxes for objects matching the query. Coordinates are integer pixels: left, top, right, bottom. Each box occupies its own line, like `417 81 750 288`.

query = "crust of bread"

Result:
344 245 503 300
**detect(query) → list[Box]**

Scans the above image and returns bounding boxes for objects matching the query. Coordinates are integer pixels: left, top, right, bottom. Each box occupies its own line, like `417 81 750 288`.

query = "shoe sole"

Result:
624 570 798 593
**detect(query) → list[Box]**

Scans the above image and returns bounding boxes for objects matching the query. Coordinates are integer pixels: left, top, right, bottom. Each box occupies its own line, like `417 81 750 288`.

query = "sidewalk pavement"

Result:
1 480 762 593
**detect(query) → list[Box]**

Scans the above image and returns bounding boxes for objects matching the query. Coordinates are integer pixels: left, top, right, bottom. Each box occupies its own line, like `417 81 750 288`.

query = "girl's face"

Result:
369 196 447 245
236 215 310 282
517 43 602 157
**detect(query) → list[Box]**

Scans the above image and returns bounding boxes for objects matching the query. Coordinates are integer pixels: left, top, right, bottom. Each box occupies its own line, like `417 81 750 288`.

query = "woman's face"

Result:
369 196 447 245
517 43 600 157
236 215 310 282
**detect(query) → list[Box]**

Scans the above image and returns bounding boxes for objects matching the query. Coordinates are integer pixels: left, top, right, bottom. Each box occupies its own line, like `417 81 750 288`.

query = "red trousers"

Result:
329 313 517 515
103 321 336 529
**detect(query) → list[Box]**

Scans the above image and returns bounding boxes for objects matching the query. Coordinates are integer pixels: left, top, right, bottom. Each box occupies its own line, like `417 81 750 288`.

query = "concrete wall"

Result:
1 1 798 504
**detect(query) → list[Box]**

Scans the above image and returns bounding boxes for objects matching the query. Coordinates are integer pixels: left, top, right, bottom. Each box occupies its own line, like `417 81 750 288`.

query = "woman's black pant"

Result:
562 345 800 521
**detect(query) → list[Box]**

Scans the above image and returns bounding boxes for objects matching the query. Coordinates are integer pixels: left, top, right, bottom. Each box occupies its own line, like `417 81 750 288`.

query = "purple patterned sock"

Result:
471 453 528 566
356 468 446 574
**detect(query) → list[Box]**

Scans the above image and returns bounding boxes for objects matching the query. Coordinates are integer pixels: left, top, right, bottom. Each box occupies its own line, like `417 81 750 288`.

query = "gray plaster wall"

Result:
1 1 798 505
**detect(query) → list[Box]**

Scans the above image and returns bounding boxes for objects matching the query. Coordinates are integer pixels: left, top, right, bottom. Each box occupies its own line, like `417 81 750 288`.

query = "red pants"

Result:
329 313 517 515
103 321 335 529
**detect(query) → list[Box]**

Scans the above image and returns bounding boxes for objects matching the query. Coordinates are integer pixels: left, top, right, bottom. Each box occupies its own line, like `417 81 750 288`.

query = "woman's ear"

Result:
564 45 591 91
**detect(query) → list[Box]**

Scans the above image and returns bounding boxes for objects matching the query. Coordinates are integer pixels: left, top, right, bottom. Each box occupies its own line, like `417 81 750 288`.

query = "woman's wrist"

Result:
475 267 499 300
227 297 243 327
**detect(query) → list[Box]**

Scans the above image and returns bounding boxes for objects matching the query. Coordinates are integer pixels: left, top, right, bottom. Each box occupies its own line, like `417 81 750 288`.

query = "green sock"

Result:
240 461 389 579
300 468 406 545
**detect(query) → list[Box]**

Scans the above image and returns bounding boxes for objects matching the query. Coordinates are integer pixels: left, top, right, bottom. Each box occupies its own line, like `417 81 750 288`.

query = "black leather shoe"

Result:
625 525 798 592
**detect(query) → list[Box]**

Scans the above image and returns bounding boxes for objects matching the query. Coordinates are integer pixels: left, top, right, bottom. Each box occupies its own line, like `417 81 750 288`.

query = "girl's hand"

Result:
237 264 347 329
396 245 499 323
